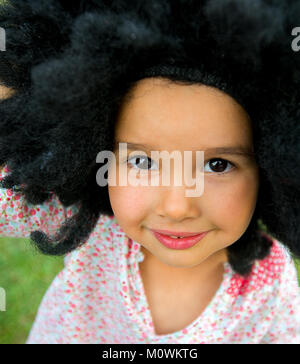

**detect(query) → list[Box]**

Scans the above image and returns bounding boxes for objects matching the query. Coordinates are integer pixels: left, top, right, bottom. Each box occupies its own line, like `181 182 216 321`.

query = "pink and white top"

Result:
1 165 300 344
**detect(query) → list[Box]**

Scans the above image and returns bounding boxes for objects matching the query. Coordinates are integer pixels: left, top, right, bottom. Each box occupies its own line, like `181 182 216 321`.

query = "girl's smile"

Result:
108 77 259 274
149 229 211 250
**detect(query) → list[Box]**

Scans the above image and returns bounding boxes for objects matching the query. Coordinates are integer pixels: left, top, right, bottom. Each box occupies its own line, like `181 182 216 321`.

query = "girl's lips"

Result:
150 230 209 250
149 228 206 237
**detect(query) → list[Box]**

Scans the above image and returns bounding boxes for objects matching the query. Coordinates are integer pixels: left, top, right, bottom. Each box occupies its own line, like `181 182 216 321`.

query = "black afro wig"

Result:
0 0 299 276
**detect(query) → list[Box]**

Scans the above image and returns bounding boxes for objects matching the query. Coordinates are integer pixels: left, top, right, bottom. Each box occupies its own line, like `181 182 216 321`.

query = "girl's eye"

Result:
204 158 235 174
126 156 158 171
126 156 235 174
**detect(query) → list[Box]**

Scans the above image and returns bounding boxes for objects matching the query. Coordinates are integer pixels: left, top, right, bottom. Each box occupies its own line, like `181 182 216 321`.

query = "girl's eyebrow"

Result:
203 146 255 158
114 141 255 158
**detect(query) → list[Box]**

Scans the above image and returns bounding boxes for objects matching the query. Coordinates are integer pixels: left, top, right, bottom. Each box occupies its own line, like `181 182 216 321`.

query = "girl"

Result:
0 0 299 344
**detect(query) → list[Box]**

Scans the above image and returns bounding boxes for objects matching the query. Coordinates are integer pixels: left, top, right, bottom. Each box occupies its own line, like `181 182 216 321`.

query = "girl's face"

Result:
108 77 259 270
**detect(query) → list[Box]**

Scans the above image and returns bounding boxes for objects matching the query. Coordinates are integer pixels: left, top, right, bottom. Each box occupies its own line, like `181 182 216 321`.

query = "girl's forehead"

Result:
115 78 253 149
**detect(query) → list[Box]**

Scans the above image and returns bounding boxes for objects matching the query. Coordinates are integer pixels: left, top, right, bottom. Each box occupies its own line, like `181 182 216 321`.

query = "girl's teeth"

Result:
170 235 182 238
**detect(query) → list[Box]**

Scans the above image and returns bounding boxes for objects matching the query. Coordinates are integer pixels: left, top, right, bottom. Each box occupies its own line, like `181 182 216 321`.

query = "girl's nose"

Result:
155 185 201 222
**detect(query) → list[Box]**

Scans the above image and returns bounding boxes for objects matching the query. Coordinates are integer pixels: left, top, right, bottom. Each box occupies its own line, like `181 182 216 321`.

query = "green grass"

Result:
0 237 299 344
294 259 300 283
0 237 64 344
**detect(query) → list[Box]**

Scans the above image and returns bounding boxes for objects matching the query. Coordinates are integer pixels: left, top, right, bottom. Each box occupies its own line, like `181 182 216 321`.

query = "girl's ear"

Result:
0 84 15 99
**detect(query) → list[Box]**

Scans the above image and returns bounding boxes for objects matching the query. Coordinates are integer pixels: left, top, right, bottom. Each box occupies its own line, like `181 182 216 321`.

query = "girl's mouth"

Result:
149 229 209 250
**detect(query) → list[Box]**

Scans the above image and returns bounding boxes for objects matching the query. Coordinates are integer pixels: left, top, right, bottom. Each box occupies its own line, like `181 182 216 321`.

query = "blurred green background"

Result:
0 236 300 344
0 237 64 344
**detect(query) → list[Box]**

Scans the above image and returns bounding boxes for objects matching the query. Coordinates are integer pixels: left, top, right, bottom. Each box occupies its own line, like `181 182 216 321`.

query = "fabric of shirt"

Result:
0 165 300 344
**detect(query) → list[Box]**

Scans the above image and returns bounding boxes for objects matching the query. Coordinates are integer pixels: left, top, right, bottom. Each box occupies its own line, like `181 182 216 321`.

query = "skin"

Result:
108 77 259 283
0 84 15 99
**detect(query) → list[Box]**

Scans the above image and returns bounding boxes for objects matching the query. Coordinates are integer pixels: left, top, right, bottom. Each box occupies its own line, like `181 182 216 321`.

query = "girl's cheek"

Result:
108 184 153 222
204 171 259 232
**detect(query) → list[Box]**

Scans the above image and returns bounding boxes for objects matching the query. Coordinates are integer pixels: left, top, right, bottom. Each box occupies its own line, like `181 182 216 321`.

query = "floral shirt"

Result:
1 165 300 344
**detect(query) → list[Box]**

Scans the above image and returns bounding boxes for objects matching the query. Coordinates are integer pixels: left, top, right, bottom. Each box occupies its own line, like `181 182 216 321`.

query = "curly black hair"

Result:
0 0 299 277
